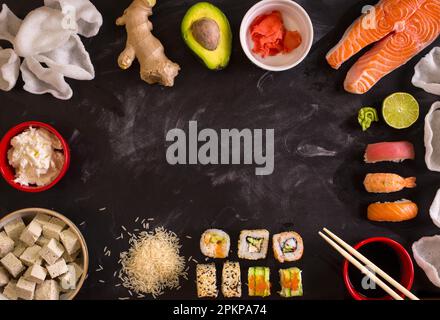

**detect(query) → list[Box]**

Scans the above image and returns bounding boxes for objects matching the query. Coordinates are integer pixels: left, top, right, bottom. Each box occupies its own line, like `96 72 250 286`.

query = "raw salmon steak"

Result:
345 0 440 94
364 173 416 193
368 200 418 222
364 141 415 163
326 0 425 69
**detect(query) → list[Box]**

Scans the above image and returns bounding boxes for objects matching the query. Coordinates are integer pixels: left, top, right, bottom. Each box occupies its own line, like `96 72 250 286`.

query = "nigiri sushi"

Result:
364 173 416 193
364 141 415 163
367 200 418 222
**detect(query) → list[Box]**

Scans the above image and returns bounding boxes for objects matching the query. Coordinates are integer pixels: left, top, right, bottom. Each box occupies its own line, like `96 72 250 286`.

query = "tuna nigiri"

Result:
367 200 418 222
364 173 416 193
364 141 415 163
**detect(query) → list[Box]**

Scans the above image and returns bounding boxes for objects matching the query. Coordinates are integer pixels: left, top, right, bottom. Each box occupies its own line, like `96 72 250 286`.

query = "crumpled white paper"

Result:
424 101 440 172
0 47 19 91
413 235 440 288
0 1 102 99
413 47 440 96
429 189 440 228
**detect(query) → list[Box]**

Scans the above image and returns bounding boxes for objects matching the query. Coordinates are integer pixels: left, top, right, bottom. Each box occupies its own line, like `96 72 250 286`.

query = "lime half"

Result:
382 92 419 129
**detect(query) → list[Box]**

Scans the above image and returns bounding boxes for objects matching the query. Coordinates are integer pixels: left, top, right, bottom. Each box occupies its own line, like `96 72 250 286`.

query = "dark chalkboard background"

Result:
1 0 440 300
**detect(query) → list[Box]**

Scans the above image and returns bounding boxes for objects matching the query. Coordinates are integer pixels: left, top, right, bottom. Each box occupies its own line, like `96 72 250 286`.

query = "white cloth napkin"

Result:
0 1 102 99
412 47 440 96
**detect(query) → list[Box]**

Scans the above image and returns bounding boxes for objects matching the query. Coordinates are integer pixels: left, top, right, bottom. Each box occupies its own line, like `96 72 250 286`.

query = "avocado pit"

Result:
191 18 220 51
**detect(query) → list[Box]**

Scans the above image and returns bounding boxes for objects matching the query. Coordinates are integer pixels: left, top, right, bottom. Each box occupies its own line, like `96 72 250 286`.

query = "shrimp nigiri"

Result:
367 200 418 222
364 173 416 193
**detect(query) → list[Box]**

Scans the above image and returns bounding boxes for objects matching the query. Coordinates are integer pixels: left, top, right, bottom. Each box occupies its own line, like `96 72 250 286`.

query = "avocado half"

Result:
181 2 232 70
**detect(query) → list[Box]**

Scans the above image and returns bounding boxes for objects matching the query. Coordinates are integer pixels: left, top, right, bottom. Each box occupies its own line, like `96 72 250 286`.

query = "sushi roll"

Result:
200 229 230 258
248 267 270 297
196 263 218 298
279 267 303 297
222 261 241 298
272 231 304 262
238 229 269 260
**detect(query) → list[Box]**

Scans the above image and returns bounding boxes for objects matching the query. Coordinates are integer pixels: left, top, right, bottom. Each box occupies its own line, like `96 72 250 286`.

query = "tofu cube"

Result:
12 242 26 257
19 221 42 246
0 266 10 287
20 245 42 267
70 262 83 279
46 259 68 278
62 249 80 263
39 239 64 265
1 253 25 278
36 236 50 247
24 264 47 284
0 232 14 258
4 218 25 241
60 229 80 255
16 276 36 300
48 217 66 229
32 214 51 227
42 222 63 241
59 265 77 291
2 280 18 300
35 280 59 300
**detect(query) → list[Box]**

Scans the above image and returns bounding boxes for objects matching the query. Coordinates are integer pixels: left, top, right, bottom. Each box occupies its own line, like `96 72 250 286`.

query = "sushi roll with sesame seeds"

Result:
200 229 230 259
196 263 218 298
221 261 241 298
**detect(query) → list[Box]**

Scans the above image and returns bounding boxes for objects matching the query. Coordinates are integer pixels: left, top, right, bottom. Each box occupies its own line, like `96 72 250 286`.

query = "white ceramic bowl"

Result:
240 0 314 71
0 208 89 300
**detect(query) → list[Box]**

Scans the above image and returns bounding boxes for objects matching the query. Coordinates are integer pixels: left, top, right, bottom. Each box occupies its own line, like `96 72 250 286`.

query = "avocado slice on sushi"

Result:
279 268 292 297
255 267 266 296
264 267 271 297
248 267 256 296
279 267 303 297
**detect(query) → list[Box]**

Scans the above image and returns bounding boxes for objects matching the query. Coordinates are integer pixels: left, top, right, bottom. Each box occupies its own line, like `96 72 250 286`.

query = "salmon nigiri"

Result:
367 200 418 222
364 141 415 163
364 173 416 193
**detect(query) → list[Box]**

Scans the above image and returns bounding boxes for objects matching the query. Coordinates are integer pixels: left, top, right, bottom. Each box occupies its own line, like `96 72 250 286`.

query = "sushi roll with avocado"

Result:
279 267 303 297
248 267 270 297
272 231 304 262
200 229 230 258
222 261 241 298
238 229 269 260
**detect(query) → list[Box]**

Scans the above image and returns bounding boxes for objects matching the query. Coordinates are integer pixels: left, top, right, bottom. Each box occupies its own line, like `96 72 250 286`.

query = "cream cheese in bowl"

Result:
7 127 65 187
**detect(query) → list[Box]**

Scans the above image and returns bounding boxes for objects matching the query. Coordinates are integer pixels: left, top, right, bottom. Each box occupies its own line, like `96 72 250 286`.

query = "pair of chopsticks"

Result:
319 228 419 300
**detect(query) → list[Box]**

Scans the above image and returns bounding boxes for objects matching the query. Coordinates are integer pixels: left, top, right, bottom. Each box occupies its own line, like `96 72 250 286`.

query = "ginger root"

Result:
116 0 180 87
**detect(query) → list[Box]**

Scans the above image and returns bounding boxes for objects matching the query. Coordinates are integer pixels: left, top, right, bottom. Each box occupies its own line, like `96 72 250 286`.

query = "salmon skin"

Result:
364 141 415 163
368 200 418 221
364 173 416 193
345 0 440 94
326 0 425 69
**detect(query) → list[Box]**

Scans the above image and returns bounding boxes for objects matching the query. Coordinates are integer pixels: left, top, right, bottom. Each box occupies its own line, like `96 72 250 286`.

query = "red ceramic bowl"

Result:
343 237 414 300
0 121 70 193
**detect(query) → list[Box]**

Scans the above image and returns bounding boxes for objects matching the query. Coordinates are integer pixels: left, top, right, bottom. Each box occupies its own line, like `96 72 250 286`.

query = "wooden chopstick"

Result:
323 228 419 301
318 231 404 300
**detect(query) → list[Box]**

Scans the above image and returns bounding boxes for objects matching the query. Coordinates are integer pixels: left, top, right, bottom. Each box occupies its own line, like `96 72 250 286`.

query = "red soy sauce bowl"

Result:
343 237 414 300
0 121 70 193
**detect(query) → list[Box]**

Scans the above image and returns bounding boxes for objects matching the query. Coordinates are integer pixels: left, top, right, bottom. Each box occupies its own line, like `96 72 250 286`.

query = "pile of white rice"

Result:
118 227 187 298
